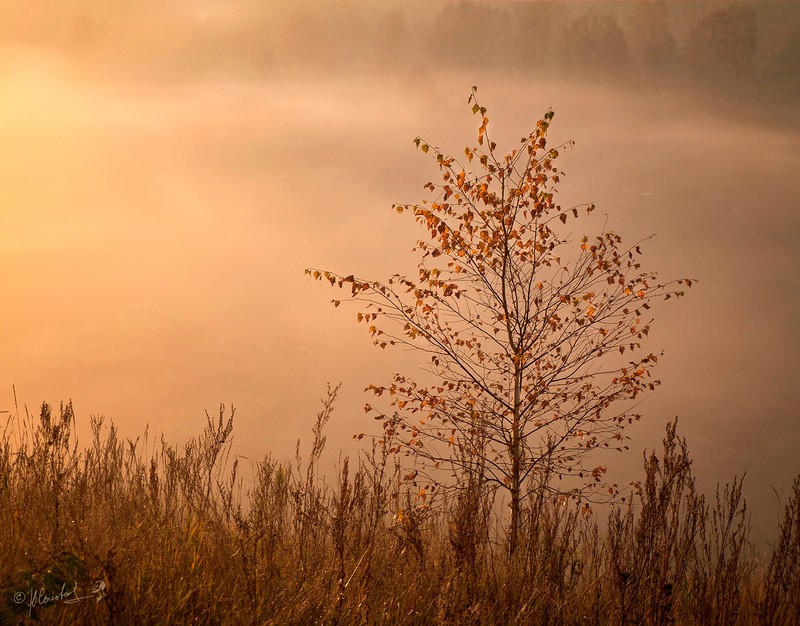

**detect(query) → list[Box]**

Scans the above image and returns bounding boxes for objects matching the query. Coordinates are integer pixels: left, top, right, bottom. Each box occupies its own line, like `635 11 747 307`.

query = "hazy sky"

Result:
1 1 798 548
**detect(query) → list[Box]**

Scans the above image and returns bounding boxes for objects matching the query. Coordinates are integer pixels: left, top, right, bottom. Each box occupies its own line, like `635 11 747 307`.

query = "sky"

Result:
1 1 798 549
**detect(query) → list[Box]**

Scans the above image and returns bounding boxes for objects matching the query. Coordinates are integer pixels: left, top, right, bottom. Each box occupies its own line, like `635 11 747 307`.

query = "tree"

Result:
563 10 631 76
771 29 800 98
506 2 566 70
684 4 758 78
308 88 691 554
430 2 504 69
627 0 678 76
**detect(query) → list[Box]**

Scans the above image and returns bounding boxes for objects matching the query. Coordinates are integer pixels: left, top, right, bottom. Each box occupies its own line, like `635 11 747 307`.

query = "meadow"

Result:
1 390 798 625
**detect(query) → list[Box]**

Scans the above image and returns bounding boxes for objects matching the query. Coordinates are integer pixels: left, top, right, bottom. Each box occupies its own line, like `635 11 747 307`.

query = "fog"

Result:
1 1 798 549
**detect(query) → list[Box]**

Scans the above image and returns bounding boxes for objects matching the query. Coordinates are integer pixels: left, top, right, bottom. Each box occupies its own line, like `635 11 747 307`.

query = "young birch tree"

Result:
308 88 692 554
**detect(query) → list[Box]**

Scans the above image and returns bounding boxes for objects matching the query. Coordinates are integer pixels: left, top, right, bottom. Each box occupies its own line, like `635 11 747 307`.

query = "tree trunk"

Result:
509 362 523 556
510 456 521 556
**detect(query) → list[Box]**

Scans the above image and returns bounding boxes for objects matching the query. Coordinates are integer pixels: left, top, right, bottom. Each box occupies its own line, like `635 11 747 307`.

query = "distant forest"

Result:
269 3 794 73
2 1 798 100
258 2 798 94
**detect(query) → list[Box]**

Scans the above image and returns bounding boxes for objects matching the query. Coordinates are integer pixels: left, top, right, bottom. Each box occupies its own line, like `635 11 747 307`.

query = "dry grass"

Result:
1 393 798 625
